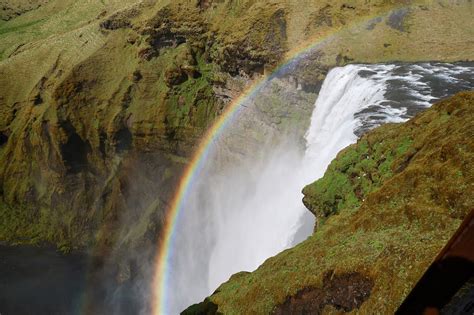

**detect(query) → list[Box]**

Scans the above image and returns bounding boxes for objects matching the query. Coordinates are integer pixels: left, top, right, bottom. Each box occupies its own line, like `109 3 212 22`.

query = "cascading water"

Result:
167 62 474 314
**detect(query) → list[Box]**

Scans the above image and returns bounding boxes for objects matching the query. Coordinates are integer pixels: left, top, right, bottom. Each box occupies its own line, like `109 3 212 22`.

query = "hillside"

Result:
184 91 474 314
0 0 473 298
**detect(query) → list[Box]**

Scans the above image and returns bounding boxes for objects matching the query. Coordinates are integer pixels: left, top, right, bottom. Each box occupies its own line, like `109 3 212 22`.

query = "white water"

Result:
166 63 474 314
304 65 392 179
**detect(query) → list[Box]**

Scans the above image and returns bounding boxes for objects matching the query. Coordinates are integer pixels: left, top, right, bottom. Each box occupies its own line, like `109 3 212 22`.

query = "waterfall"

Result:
304 65 389 179
166 62 474 314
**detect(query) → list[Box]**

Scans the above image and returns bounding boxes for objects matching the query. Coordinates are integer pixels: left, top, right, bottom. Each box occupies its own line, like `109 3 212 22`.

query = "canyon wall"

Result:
0 0 473 300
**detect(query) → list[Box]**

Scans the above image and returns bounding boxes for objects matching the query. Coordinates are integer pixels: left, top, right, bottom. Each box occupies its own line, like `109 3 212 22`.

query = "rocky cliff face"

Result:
0 0 473 302
184 91 474 314
0 0 289 254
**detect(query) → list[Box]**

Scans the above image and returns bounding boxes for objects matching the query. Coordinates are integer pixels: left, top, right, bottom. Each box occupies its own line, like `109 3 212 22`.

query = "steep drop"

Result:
183 90 474 315
168 62 474 314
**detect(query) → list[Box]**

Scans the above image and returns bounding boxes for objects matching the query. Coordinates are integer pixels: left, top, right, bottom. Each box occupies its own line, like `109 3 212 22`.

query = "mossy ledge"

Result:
184 91 474 314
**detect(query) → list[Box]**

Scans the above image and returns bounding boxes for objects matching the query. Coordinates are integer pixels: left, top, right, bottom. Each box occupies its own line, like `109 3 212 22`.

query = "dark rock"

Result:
100 7 140 30
138 47 156 60
215 8 287 76
335 54 355 65
60 122 91 174
165 66 188 87
33 93 43 105
181 298 221 315
0 1 46 21
273 271 374 314
132 70 142 82
142 6 198 56
114 127 133 153
100 17 131 30
99 132 107 158
182 65 202 79
341 4 356 10
0 132 8 146
127 33 139 45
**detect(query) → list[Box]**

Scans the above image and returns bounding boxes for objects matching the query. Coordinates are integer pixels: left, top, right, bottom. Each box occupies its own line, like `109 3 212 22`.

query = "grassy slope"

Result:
187 92 474 314
0 0 125 60
289 1 474 83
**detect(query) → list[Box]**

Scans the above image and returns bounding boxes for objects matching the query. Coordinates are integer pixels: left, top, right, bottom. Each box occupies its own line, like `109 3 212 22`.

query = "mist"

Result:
163 62 474 314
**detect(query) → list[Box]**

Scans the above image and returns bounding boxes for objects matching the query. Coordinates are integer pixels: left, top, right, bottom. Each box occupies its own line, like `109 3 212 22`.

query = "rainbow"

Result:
151 9 395 314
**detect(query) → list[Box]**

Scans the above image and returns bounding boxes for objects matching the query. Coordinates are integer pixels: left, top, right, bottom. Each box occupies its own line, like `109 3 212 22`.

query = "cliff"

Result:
0 0 473 290
184 91 474 314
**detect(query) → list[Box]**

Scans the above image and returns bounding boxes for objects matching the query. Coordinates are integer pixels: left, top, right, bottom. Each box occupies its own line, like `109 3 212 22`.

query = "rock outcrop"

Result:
0 0 49 21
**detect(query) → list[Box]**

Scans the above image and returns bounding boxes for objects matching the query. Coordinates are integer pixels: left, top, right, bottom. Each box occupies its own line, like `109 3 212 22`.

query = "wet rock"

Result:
116 261 132 283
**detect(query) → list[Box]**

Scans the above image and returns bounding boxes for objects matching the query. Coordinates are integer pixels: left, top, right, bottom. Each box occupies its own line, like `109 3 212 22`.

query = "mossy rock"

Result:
0 0 473 294
185 92 474 314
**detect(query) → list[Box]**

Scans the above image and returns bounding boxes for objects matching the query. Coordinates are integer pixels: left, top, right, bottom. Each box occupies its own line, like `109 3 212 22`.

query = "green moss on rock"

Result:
302 134 413 220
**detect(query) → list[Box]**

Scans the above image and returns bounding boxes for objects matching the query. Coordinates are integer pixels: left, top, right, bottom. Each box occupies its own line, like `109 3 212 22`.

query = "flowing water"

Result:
167 62 474 314
1 63 472 314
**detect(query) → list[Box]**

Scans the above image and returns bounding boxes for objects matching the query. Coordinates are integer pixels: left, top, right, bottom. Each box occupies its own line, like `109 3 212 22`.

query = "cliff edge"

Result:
184 91 474 314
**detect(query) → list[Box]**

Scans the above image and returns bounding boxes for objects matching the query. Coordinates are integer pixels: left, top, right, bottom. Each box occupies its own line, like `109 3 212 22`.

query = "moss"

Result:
185 92 474 314
302 131 416 220
159 46 221 136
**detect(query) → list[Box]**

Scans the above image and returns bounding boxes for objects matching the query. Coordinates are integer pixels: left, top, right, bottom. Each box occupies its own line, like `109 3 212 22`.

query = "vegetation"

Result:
302 135 413 220
0 0 472 295
185 92 474 314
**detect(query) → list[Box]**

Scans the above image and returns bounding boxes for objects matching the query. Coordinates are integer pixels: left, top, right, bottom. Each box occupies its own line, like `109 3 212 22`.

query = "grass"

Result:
0 19 44 36
184 92 474 314
0 0 473 296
